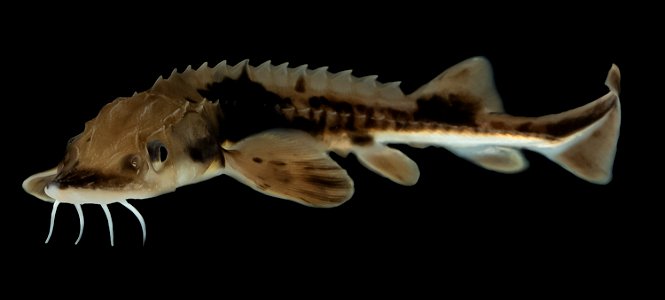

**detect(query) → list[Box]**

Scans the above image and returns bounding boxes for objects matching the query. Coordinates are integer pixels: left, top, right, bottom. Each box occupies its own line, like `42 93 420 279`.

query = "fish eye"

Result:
147 140 168 171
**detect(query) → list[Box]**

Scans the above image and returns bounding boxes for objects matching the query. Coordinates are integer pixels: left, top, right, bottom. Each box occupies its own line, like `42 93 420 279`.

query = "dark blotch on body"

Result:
490 121 510 130
350 134 374 146
188 136 221 163
355 105 368 114
295 76 306 93
414 94 479 126
385 109 410 122
516 122 533 132
308 97 354 115
195 65 439 140
270 160 287 166
364 108 377 128
307 96 357 131
198 68 293 142
303 165 339 171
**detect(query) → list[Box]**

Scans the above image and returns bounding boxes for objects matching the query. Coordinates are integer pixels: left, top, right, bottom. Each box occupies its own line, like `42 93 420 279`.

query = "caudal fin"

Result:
539 65 621 184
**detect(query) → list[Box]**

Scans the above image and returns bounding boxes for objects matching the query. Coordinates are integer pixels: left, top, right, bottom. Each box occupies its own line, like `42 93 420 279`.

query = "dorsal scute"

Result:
152 59 413 111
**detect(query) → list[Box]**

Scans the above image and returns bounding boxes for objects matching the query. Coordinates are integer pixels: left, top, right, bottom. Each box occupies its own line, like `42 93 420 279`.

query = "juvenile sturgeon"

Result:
23 57 621 245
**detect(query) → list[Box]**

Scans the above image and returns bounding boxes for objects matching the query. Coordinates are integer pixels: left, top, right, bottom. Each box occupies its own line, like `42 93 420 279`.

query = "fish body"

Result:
23 57 621 245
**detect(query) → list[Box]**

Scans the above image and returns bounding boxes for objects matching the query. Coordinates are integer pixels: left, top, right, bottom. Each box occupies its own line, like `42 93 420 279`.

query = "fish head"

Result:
23 92 223 205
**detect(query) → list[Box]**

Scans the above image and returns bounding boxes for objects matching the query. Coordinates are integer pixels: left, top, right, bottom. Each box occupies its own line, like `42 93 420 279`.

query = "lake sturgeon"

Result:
23 57 622 245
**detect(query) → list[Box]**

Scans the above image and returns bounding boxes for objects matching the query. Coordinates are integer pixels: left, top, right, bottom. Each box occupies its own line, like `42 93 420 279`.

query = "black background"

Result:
2 5 657 291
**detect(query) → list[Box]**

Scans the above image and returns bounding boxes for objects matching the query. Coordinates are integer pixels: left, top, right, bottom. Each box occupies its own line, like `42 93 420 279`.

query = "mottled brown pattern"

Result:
263 93 445 136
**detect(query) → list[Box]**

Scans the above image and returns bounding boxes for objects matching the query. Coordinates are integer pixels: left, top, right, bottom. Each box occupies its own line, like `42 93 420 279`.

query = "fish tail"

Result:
537 64 621 184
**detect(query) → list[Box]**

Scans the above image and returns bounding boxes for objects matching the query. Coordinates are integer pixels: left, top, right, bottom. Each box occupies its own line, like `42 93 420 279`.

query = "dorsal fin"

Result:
409 56 504 113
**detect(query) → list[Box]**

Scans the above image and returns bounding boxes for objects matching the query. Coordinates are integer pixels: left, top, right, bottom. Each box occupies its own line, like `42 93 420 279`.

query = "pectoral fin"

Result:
448 146 528 173
223 129 354 208
354 145 420 186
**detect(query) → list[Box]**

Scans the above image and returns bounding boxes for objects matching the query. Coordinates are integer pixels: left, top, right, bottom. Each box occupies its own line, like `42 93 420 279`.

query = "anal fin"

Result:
354 145 420 186
448 146 529 174
223 129 354 208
